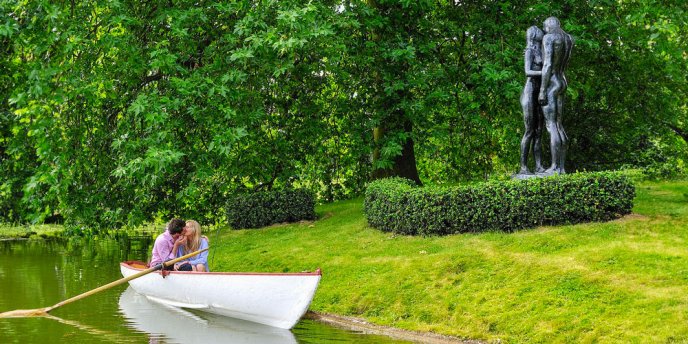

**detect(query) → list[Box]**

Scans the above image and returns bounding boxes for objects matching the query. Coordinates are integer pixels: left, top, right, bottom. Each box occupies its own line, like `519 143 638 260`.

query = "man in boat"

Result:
149 218 187 270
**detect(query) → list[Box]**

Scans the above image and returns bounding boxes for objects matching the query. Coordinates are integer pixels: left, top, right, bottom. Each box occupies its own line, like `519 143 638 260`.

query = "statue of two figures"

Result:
516 17 573 179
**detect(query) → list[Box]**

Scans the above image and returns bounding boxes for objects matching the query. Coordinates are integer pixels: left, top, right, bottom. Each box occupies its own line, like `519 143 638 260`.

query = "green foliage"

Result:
0 0 685 228
226 189 316 229
0 0 365 227
631 136 688 180
364 172 635 235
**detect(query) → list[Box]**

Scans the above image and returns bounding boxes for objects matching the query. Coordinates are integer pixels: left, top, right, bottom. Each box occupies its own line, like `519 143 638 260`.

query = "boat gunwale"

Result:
121 261 322 276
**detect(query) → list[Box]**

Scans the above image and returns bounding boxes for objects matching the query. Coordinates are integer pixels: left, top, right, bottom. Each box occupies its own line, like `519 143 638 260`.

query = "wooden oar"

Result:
0 248 209 318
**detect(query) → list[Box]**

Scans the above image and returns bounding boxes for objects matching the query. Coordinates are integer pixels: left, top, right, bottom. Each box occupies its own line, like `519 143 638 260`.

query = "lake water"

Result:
0 238 409 343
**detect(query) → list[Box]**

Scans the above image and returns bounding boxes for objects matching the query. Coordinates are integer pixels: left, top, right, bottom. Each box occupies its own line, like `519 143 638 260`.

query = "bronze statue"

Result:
538 17 573 175
516 17 573 179
519 26 545 175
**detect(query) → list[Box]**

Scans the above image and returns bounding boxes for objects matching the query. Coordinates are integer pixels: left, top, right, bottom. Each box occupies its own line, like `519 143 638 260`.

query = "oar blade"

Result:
0 308 50 318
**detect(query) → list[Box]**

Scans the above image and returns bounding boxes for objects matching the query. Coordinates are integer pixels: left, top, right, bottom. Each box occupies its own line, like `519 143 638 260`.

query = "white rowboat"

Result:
120 261 321 329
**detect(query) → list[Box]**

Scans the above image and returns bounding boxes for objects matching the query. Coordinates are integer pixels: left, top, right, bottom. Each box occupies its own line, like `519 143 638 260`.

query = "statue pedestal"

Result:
512 173 540 180
512 170 563 180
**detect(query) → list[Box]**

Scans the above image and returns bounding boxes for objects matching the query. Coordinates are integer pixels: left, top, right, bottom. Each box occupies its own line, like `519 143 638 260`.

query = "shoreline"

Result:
305 311 485 344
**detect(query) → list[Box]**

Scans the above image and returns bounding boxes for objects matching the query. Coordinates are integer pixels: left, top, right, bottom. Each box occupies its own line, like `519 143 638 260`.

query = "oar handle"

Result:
45 248 209 312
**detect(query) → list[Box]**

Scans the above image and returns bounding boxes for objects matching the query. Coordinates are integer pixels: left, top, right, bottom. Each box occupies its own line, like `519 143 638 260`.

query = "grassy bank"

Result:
0 224 63 239
209 180 688 343
0 223 162 240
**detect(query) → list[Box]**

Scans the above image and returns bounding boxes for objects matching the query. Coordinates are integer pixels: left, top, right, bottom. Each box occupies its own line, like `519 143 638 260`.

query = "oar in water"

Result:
0 248 209 318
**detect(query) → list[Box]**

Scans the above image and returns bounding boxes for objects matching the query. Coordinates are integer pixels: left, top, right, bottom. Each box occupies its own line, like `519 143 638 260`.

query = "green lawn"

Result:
209 180 688 343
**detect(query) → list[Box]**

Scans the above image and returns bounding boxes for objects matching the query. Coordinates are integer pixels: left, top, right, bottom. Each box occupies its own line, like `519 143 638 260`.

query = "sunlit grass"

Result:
210 180 688 343
0 224 63 239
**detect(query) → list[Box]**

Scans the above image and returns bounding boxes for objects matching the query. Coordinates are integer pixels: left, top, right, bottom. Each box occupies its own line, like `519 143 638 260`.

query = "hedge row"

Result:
364 172 636 235
227 189 316 229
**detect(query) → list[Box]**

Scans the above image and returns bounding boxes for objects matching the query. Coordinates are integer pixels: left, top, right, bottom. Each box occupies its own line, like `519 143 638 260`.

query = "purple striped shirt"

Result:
150 231 176 267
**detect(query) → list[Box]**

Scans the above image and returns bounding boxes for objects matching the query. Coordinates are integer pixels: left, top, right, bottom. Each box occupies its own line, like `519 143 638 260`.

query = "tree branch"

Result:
140 73 163 88
665 122 688 143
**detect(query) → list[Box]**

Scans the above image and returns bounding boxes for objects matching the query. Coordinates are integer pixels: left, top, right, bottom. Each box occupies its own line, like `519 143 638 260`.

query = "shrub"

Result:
227 189 316 229
364 172 636 235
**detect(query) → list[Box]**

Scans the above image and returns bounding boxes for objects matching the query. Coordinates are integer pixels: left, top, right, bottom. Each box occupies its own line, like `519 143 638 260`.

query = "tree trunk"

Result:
371 118 422 185
365 0 422 186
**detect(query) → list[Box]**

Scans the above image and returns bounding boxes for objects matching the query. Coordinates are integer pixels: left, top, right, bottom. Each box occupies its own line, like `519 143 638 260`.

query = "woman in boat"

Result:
173 220 210 272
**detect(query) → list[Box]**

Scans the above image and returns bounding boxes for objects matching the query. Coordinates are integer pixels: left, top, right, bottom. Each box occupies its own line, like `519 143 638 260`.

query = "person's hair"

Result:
183 220 203 255
526 26 544 46
166 218 186 235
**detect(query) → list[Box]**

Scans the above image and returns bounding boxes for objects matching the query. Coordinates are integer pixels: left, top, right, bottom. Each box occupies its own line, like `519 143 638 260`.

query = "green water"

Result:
0 238 410 343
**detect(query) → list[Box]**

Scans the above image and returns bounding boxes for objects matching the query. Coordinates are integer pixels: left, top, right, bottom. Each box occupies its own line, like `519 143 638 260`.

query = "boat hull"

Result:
120 262 321 329
118 287 297 343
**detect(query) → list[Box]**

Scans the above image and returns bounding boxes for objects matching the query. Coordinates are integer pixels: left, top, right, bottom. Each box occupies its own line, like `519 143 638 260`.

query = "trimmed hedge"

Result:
227 189 316 229
364 172 636 235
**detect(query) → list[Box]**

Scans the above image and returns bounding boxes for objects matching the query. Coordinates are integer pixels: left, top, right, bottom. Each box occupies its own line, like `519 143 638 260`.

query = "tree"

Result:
0 0 685 228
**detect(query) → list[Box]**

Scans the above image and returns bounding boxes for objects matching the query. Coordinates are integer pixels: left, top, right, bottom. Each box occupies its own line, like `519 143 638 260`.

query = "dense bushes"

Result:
364 172 635 235
226 189 316 229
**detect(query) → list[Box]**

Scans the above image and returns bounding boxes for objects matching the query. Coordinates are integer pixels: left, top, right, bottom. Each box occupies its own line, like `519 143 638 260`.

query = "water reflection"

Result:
119 287 297 344
0 238 151 343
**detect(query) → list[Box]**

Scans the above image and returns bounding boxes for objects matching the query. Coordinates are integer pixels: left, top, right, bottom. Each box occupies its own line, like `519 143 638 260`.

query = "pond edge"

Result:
305 311 485 344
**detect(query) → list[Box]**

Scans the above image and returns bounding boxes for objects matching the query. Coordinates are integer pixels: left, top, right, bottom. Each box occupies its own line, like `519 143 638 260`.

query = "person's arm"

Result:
173 245 190 270
171 237 188 270
562 34 573 82
187 239 209 266
171 237 185 258
167 243 178 261
539 35 554 105
150 237 163 266
524 49 542 77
